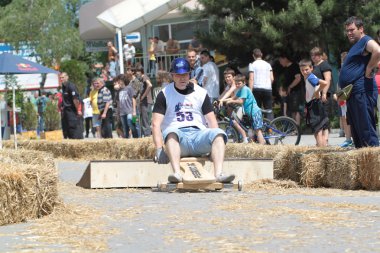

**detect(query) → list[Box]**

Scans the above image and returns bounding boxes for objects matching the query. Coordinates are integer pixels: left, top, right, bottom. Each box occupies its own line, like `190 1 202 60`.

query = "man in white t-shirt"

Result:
200 50 219 102
248 48 274 120
152 57 235 184
123 42 136 67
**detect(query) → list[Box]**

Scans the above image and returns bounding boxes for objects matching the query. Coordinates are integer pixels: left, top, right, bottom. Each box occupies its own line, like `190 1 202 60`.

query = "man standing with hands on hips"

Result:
152 58 235 184
339 16 380 148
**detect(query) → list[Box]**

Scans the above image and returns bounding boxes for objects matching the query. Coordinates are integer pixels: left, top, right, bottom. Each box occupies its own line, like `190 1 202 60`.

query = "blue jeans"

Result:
162 126 227 157
37 115 44 135
120 114 139 138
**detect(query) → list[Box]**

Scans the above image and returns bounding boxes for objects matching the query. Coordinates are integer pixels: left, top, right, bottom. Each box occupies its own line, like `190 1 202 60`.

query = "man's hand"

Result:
154 147 169 164
287 86 292 94
321 93 327 102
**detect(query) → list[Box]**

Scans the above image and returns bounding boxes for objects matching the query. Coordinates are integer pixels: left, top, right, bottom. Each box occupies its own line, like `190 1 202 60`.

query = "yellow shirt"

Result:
89 90 99 114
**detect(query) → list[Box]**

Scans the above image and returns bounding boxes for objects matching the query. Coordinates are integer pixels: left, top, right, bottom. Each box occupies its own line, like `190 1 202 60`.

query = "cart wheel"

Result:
238 180 243 191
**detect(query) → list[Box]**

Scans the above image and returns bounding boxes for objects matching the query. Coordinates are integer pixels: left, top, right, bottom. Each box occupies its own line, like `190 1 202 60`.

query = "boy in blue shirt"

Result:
225 74 265 144
299 59 329 146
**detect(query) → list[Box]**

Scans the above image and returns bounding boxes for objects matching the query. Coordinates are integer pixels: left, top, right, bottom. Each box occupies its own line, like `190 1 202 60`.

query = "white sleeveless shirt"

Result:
161 83 207 132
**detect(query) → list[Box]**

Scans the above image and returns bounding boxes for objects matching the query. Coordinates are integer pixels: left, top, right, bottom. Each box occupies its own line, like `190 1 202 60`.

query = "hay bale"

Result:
225 143 283 159
4 138 156 161
300 153 326 187
275 146 347 186
0 149 55 168
354 148 380 190
273 146 309 182
323 151 359 190
0 150 58 225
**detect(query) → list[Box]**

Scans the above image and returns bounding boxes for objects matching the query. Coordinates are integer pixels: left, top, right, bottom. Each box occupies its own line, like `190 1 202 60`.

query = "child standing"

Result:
299 59 329 147
114 74 138 138
225 74 265 144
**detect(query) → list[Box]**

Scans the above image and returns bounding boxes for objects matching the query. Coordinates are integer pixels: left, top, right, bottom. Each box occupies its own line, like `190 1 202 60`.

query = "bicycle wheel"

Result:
262 118 273 145
268 116 301 145
218 121 239 143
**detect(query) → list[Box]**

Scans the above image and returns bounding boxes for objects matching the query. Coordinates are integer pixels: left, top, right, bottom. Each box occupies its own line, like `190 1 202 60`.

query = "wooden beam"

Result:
76 159 273 189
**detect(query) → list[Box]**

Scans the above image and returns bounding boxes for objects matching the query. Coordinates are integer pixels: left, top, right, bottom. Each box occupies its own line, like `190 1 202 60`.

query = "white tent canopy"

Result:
97 0 190 34
96 0 190 74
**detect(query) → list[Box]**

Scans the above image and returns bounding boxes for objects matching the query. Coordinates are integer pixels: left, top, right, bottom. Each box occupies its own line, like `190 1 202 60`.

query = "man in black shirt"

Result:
279 55 304 126
60 72 83 139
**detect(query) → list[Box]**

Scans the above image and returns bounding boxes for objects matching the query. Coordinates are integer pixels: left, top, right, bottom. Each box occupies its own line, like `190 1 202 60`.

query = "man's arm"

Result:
248 72 254 91
152 112 165 148
132 97 136 115
270 70 274 83
321 70 332 102
219 83 237 101
287 74 302 94
204 111 219 128
141 79 153 101
73 98 82 116
226 97 244 106
365 40 380 78
101 101 111 119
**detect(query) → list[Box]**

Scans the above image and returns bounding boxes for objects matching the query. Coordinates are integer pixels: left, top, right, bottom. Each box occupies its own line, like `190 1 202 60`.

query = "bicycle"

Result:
215 104 301 145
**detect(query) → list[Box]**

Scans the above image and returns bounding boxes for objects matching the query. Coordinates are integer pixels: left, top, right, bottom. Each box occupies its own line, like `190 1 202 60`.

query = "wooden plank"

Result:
76 159 273 189
177 182 223 190
180 160 216 184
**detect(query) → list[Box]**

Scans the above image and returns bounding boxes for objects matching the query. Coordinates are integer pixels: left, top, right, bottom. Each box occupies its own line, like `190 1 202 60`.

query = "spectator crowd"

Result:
27 17 380 150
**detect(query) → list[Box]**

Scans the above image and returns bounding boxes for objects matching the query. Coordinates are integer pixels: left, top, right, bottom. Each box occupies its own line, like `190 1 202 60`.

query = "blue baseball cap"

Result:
170 57 190 74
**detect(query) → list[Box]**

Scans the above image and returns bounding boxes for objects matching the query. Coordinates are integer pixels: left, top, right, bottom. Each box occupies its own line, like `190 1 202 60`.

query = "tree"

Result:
184 0 380 66
0 0 11 7
60 59 89 97
21 101 37 131
0 0 83 67
4 75 23 108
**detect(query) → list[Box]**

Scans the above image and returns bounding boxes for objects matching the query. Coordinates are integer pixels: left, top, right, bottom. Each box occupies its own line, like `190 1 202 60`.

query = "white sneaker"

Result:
216 174 235 183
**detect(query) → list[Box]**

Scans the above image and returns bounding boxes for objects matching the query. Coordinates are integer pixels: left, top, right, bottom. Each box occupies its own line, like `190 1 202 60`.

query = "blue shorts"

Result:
251 110 263 130
162 126 227 157
92 114 101 127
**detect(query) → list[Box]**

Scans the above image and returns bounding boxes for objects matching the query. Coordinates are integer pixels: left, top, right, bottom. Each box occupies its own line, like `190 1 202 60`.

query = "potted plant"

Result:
40 100 62 141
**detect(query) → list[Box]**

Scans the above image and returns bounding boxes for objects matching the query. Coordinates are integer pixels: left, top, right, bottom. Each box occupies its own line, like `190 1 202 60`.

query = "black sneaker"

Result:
168 173 182 183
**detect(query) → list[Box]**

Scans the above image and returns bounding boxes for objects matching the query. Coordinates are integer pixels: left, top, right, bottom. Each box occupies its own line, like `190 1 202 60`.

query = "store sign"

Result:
125 32 141 43
85 40 109 52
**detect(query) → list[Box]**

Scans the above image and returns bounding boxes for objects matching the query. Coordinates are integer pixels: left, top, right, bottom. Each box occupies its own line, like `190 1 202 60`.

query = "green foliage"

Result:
0 0 11 7
21 101 37 131
184 0 380 66
44 101 60 131
0 0 83 67
60 59 89 97
4 75 23 108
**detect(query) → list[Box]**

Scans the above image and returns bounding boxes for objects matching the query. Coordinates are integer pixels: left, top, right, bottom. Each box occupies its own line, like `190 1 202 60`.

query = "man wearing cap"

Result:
152 57 235 183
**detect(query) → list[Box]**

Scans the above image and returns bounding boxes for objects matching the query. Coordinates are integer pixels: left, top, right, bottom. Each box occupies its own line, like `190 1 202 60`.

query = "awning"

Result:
97 0 190 33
